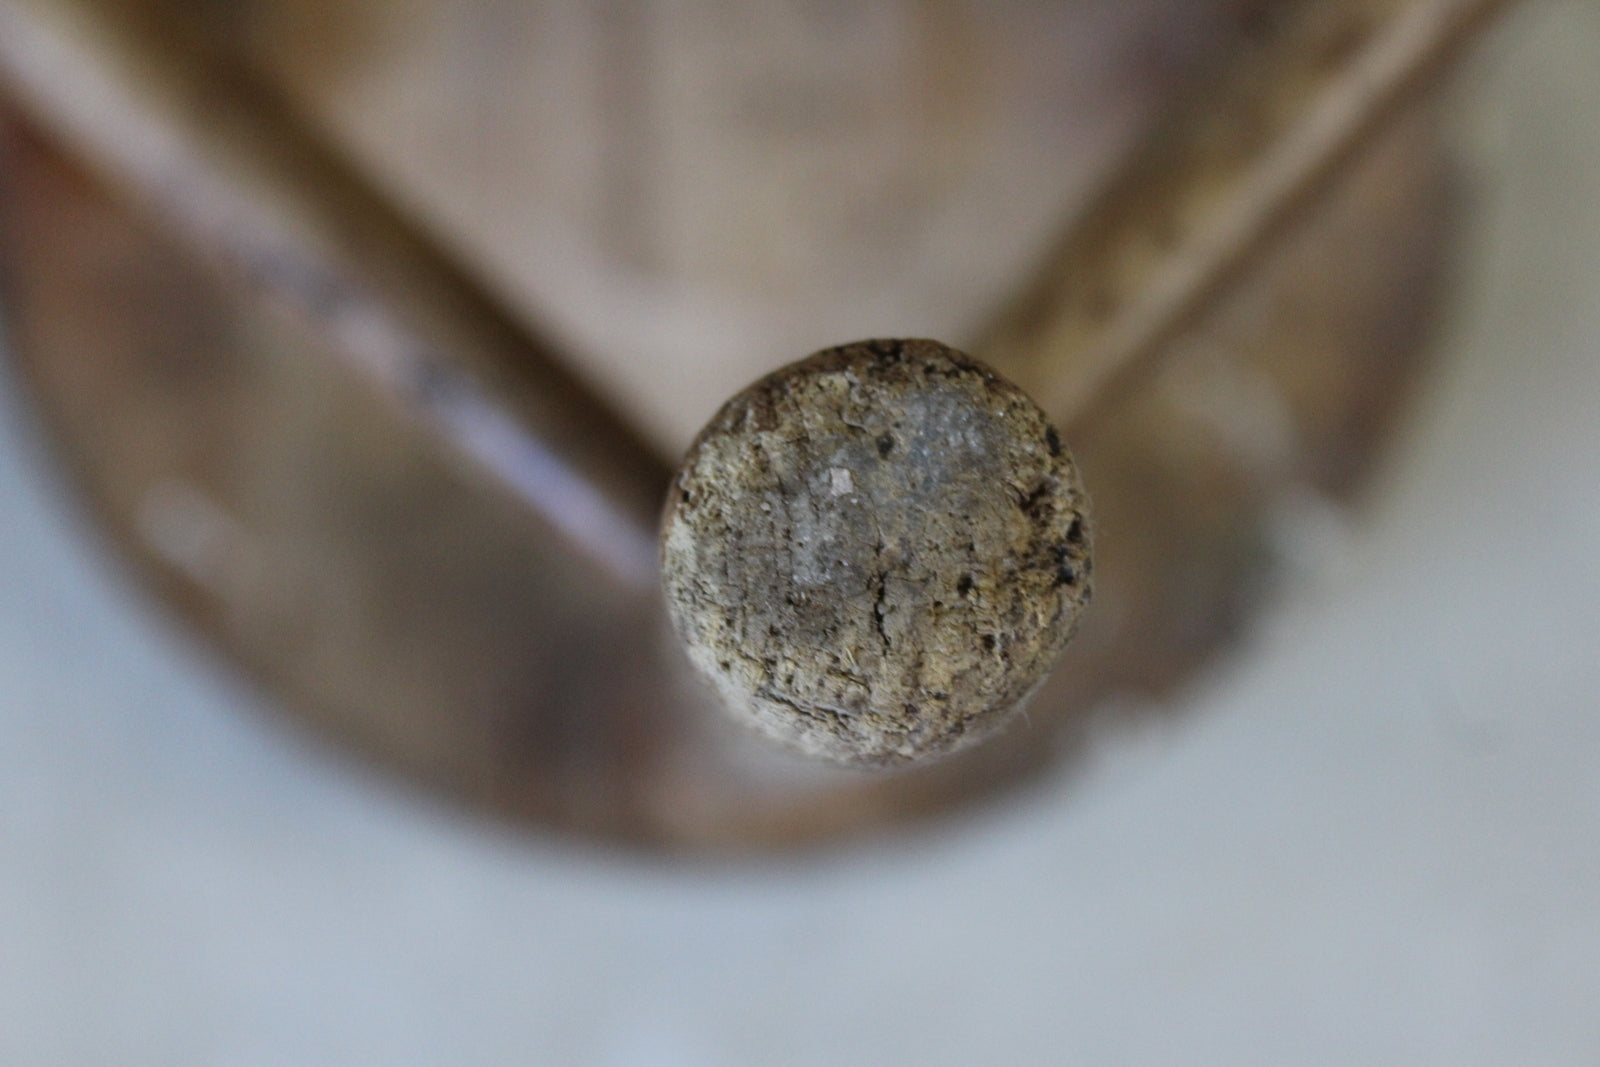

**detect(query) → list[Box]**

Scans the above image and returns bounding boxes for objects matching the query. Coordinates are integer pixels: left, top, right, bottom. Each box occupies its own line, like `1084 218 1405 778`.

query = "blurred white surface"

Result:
2 3 1598 1064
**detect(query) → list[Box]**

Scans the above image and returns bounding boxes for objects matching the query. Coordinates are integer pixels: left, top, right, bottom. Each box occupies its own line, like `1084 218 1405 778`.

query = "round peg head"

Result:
661 339 1091 766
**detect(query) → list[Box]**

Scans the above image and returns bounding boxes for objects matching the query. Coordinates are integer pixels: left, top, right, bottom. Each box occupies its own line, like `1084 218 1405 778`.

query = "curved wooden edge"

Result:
978 0 1517 435
0 0 673 587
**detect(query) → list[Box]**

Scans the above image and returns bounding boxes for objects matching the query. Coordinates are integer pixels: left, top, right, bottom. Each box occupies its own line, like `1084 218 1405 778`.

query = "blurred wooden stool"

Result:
0 0 1508 848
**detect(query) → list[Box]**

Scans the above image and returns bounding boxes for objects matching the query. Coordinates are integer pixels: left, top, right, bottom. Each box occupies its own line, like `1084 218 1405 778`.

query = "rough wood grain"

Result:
662 340 1090 765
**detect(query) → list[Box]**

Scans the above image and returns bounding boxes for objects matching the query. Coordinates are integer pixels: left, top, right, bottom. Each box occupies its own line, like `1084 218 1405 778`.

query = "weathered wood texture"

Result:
662 340 1091 766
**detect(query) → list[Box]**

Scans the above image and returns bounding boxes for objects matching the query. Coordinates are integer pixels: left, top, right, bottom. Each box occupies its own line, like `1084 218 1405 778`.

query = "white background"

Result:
2 3 1597 1063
